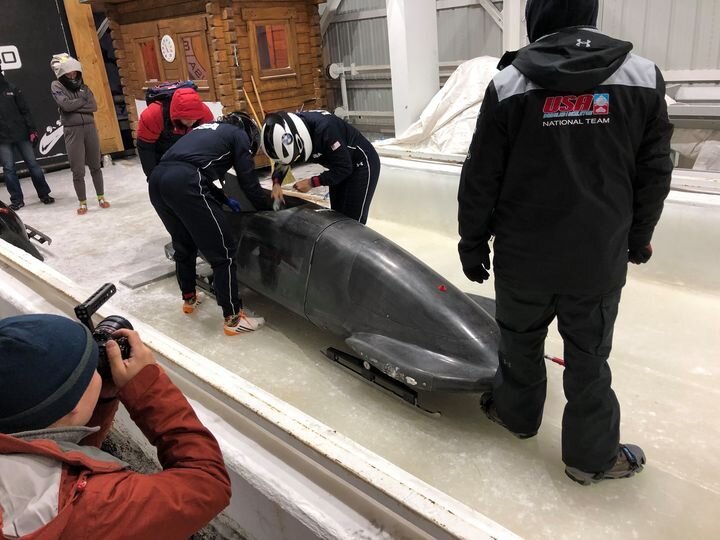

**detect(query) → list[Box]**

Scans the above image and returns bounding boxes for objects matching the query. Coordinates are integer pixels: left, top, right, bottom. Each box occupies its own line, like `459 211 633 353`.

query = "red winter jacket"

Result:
0 365 231 539
136 88 214 177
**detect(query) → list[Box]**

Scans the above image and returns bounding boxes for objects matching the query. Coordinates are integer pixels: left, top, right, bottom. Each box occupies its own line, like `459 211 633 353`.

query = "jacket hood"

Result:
50 53 83 79
169 88 206 122
508 28 633 93
526 0 599 43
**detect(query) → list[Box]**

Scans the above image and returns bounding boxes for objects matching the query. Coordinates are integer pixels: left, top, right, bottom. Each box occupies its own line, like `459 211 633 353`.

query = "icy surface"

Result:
6 157 720 539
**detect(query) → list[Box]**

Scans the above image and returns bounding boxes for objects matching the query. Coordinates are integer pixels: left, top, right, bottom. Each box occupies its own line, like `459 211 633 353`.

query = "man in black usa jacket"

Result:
458 0 673 485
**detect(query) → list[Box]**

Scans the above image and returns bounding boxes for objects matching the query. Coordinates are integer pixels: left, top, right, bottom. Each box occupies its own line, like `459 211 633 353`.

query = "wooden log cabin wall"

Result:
99 0 326 141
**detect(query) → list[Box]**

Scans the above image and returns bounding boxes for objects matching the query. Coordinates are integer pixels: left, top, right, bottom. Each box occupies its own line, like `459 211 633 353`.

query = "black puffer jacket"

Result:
0 74 35 144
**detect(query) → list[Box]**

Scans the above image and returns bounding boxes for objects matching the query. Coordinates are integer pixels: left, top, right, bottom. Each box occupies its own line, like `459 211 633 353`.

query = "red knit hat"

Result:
169 88 206 123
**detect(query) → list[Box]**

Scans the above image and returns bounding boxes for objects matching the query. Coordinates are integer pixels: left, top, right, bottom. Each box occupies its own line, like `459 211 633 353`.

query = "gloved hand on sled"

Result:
226 197 242 213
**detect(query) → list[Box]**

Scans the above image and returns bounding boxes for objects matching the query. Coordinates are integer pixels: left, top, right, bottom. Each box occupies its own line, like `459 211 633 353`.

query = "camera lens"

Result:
93 316 134 379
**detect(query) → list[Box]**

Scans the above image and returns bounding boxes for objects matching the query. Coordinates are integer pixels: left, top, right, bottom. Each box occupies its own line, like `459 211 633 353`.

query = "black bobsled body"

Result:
0 200 44 261
228 199 499 393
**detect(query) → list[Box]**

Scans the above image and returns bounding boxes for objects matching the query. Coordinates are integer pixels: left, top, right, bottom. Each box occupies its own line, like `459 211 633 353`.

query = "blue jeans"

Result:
0 140 51 205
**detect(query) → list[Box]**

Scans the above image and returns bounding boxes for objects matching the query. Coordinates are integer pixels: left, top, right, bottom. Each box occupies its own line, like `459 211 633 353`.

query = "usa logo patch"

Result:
330 141 341 151
542 93 611 119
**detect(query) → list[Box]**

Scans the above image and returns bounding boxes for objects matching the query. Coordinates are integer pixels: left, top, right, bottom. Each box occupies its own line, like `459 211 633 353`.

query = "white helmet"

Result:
261 112 313 165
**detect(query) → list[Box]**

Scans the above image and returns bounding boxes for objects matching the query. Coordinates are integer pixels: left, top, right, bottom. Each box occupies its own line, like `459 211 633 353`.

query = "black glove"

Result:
628 244 653 264
464 265 490 283
462 249 491 284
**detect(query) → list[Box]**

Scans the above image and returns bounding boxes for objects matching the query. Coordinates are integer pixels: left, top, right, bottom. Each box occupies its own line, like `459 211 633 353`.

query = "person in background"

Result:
0 58 54 211
50 53 109 215
149 112 278 335
136 85 214 178
457 0 673 485
0 314 231 538
261 110 380 224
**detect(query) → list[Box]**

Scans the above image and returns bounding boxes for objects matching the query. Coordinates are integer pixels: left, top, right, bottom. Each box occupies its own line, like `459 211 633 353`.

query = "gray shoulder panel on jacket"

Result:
494 66 542 102
601 54 657 89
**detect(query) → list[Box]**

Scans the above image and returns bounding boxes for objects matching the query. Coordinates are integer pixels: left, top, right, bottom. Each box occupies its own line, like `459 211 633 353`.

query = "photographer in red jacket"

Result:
0 314 231 538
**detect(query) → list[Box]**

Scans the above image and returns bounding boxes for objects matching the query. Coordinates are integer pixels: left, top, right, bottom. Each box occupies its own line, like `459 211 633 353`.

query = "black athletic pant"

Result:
492 280 622 472
329 141 380 224
149 161 241 318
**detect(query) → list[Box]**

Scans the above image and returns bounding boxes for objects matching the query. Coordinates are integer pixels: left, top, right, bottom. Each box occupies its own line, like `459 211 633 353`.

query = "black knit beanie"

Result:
0 314 98 434
525 0 599 42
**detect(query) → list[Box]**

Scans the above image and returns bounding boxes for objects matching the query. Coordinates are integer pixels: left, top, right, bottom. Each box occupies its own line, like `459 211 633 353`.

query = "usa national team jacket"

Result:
458 27 674 294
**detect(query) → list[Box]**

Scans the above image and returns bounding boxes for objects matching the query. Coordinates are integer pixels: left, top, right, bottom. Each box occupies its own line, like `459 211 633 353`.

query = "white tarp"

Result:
376 56 499 157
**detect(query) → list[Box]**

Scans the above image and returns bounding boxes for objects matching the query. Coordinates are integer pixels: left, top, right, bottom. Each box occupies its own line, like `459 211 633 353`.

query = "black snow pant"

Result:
492 280 622 473
329 141 380 224
148 161 241 318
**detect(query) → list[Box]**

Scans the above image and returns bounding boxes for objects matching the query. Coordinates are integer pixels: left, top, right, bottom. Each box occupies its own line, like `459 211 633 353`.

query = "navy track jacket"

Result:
161 122 270 210
458 28 674 294
296 111 375 186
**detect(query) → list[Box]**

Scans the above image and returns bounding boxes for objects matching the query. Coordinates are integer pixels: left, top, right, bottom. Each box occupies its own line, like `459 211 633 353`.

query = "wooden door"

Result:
124 15 216 101
158 16 217 101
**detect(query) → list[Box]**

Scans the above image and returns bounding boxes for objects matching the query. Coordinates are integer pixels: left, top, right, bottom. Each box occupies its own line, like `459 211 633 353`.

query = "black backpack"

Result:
145 80 198 106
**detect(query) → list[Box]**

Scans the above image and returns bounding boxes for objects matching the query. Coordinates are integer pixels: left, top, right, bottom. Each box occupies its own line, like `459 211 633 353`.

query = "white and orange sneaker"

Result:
182 292 205 314
224 310 265 335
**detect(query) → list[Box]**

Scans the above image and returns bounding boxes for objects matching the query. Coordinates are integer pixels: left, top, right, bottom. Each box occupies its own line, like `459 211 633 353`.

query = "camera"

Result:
74 283 133 379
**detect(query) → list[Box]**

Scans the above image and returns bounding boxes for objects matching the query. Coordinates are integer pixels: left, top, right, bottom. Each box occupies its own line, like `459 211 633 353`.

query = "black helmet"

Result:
261 112 313 165
221 111 260 156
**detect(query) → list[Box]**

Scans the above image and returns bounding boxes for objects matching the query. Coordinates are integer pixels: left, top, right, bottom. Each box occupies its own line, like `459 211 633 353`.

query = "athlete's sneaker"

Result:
98 197 110 209
77 204 88 215
41 196 55 205
182 292 205 314
224 311 265 335
9 202 24 211
480 393 537 439
565 444 646 486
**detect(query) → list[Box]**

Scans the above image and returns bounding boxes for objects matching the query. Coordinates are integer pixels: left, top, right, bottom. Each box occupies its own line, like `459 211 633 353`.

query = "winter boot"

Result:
565 444 646 486
480 393 537 439
224 311 265 335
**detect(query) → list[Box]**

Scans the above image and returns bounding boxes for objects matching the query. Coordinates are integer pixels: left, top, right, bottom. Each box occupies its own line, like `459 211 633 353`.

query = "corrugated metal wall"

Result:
326 17 389 66
438 2 502 62
323 0 720 135
324 1 503 135
599 0 720 70
334 0 386 12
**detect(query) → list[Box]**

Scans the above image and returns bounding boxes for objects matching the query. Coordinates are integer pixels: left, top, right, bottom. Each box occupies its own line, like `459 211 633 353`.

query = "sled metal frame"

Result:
25 225 52 245
323 347 439 415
